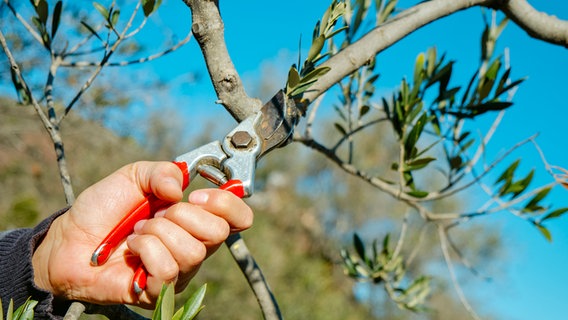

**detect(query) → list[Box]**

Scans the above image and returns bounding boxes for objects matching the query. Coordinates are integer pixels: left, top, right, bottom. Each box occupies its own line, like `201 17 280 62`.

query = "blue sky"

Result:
140 1 568 319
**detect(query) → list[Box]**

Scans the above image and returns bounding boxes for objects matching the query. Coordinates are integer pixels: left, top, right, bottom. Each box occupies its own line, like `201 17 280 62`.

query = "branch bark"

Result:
181 1 281 319
498 0 568 48
182 0 262 121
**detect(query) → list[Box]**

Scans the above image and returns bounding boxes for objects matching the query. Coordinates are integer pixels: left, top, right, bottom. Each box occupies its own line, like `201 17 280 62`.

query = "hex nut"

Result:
231 131 253 148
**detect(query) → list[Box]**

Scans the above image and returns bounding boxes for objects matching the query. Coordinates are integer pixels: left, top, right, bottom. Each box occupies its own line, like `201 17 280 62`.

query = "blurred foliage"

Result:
0 297 37 320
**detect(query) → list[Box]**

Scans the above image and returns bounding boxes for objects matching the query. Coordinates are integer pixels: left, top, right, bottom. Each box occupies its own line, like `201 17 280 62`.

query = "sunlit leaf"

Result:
152 283 174 320
93 2 109 20
111 9 121 26
176 284 207 320
414 52 425 85
286 66 300 93
307 35 325 62
299 66 330 85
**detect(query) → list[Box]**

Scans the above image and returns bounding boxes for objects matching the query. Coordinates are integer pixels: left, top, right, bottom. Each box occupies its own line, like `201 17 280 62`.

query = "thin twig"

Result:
438 225 482 320
60 1 142 122
4 0 43 45
61 31 192 67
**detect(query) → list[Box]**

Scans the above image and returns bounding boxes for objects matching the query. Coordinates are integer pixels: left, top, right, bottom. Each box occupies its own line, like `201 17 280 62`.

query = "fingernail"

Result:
133 219 147 233
127 234 137 243
189 190 209 204
154 208 167 218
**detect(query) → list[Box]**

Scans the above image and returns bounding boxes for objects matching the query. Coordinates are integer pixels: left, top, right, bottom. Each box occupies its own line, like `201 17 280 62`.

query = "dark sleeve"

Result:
0 208 71 320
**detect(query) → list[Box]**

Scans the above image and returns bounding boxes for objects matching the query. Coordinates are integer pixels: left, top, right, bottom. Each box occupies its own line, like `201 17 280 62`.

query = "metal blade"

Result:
255 90 299 158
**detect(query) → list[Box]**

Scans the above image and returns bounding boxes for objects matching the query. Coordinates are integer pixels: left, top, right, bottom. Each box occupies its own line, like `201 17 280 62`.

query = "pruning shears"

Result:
90 90 299 294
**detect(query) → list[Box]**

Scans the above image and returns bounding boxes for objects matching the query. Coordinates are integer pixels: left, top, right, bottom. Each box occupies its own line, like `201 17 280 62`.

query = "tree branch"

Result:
181 1 282 318
225 234 281 320
498 0 568 48
182 0 261 121
302 0 493 105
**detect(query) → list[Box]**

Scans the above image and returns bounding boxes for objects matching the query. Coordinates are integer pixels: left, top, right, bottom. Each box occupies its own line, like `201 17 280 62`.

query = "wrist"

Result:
32 215 63 294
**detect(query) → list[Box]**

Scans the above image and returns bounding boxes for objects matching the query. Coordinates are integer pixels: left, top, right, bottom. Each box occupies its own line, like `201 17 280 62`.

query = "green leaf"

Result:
404 112 429 158
334 122 347 135
13 299 37 320
426 47 437 77
161 283 175 320
413 52 425 85
80 21 102 41
523 187 551 212
359 105 370 118
51 1 62 38
299 66 330 86
541 208 568 223
535 223 552 242
426 61 453 90
406 190 428 198
36 0 48 25
111 9 121 26
286 66 300 93
93 2 109 20
353 233 366 262
405 157 436 171
307 35 325 63
495 159 520 184
496 77 526 97
152 283 174 320
6 299 13 320
176 284 207 320
378 0 397 24
142 0 163 17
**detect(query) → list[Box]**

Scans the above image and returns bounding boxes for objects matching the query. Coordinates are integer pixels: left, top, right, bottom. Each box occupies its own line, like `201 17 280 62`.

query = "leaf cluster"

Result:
0 298 37 320
152 283 206 320
29 0 62 49
494 159 568 241
341 234 430 312
286 0 347 102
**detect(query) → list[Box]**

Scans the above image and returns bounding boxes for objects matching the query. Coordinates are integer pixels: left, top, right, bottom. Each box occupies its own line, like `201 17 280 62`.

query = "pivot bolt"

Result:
231 131 253 148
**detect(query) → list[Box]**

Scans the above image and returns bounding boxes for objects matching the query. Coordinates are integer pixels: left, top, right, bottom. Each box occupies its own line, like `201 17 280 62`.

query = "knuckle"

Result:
186 241 207 263
160 264 179 283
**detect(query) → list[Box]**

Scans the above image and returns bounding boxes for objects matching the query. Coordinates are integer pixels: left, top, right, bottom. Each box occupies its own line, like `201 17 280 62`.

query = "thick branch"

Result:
499 0 568 48
182 0 261 121
303 0 493 105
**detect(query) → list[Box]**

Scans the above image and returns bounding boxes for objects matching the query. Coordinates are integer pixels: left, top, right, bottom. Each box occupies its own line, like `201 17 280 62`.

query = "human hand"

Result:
32 161 253 307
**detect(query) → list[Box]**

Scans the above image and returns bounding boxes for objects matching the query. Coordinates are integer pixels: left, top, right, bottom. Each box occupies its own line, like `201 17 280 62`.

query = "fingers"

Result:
126 189 253 299
188 189 254 232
